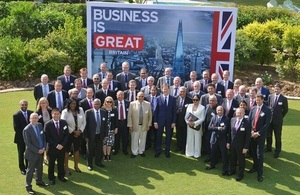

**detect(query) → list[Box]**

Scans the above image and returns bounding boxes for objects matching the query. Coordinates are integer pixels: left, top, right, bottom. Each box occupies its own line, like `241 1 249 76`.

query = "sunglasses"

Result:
192 99 199 102
106 101 112 103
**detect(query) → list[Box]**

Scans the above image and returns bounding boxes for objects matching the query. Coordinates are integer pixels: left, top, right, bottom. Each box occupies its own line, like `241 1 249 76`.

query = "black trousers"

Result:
250 137 265 177
17 142 28 171
229 145 246 176
48 149 65 180
266 121 283 153
176 123 187 152
114 120 129 152
210 138 228 172
87 135 103 167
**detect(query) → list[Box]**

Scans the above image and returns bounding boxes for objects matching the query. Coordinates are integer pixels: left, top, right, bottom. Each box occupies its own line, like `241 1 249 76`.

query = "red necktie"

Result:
89 99 93 108
253 107 261 131
120 102 124 120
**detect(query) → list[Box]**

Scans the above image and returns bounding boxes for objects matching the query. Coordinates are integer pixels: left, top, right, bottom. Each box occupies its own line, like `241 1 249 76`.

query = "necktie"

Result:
131 92 134 102
174 88 178 96
253 107 261 131
235 119 240 130
96 111 100 134
57 92 62 111
139 103 143 125
89 99 93 108
66 76 69 83
180 98 184 108
102 73 105 79
167 78 170 85
109 82 111 89
218 117 222 124
95 85 98 91
151 97 154 112
24 112 28 123
224 81 228 92
120 102 124 120
83 79 87 88
43 85 47 97
125 74 128 83
226 100 230 115
34 125 44 149
273 95 278 108
191 82 194 91
105 90 107 96
55 122 60 135
164 96 167 107
250 99 254 109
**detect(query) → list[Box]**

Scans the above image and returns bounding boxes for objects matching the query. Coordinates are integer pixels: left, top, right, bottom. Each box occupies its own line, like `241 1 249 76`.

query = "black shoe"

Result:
131 154 137 158
248 168 257 173
123 151 128 155
205 166 215 170
273 153 279 158
258 176 264 182
204 157 210 163
107 155 111 161
36 181 49 187
154 153 160 158
26 187 35 195
165 153 171 158
21 170 26 175
49 180 55 185
227 171 236 176
113 150 119 155
87 166 93 171
236 175 244 181
140 153 145 157
58 177 67 182
264 148 272 152
222 171 228 176
96 163 105 168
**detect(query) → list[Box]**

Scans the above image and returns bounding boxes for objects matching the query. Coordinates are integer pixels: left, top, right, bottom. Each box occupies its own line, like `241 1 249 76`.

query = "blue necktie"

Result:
34 125 44 149
174 88 178 96
164 96 167 107
57 92 62 111
96 111 100 134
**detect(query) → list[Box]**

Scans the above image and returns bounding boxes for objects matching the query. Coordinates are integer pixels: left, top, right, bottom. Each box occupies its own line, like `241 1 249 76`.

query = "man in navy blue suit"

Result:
248 94 271 182
255 78 270 104
57 65 76 91
154 83 176 158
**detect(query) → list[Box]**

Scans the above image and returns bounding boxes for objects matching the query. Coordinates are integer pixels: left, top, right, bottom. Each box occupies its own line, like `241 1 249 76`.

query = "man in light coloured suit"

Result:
127 92 152 158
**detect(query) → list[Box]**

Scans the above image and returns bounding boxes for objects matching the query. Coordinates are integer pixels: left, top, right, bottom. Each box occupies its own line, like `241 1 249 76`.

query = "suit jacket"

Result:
234 94 250 103
258 86 270 104
44 119 69 154
23 123 46 161
74 88 87 100
184 80 197 92
245 97 256 110
98 72 107 82
145 95 159 117
36 108 52 127
170 85 181 97
219 80 234 91
57 74 76 91
214 83 226 98
141 86 161 96
127 101 152 131
84 109 107 141
61 107 86 133
104 108 118 132
88 84 102 93
208 115 229 142
200 93 223 107
135 76 148 90
33 83 54 102
81 78 93 88
108 80 122 92
156 76 174 89
124 90 139 102
268 94 288 124
228 117 251 149
176 96 193 126
199 79 212 92
116 72 136 90
221 98 239 119
95 89 116 106
249 104 271 138
154 95 176 126
79 98 94 112
47 90 69 110
204 105 217 130
13 110 33 144
114 100 130 121
188 90 205 99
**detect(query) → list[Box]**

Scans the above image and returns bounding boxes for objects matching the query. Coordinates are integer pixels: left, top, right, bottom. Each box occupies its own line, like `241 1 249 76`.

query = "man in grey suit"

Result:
156 67 174 89
184 71 198 92
116 61 136 90
23 113 48 194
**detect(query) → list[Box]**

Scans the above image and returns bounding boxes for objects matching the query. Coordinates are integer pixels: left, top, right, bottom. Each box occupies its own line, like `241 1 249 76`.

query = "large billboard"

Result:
87 2 237 82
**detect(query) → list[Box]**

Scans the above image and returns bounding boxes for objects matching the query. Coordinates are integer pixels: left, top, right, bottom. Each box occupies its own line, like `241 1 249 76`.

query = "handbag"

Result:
187 112 201 131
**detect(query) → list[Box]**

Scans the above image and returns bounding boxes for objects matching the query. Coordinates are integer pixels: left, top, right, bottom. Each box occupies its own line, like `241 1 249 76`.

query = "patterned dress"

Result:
103 109 114 146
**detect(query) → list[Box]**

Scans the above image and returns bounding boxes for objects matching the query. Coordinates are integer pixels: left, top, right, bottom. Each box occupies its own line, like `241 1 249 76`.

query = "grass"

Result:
0 91 300 194
209 0 300 7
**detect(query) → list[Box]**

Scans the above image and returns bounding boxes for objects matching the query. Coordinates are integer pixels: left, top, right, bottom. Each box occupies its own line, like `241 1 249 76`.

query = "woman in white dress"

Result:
185 94 205 158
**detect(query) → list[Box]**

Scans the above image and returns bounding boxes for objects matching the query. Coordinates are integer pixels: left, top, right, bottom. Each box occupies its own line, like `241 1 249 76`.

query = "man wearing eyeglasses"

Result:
135 68 148 90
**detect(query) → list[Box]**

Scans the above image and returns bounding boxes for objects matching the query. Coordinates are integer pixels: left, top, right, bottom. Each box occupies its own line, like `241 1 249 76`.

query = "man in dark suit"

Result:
23 113 48 194
175 86 192 154
98 62 108 83
106 71 122 92
222 89 239 120
246 87 257 111
184 71 198 92
44 108 69 185
255 77 270 104
113 91 130 155
219 70 234 92
200 70 212 92
135 68 148 90
234 85 249 103
84 99 107 170
156 67 174 89
266 84 288 158
211 73 225 98
47 80 69 111
206 106 229 176
79 68 93 88
116 61 136 90
95 78 115 106
248 94 271 182
88 74 102 93
145 86 159 150
154 83 176 158
57 65 76 91
13 99 33 175
227 107 251 181
200 83 223 106
33 74 54 104
124 80 139 102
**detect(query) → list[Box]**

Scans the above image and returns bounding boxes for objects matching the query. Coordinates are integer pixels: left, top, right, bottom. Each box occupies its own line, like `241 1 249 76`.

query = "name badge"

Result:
70 83 74 86
38 115 42 119
63 126 67 130
111 113 115 117
220 123 225 127
40 131 44 135
240 127 245 131
185 104 188 107
260 112 265 117
244 115 249 119
78 115 83 118
217 91 221 94
278 102 282 105
115 87 118 91
211 113 215 116
233 108 237 110
126 108 129 111
102 118 106 121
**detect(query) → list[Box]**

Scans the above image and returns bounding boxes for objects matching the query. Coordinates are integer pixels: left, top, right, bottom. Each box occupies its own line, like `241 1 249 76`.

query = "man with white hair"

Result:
157 67 174 89
116 61 136 90
34 74 54 103
255 77 270 104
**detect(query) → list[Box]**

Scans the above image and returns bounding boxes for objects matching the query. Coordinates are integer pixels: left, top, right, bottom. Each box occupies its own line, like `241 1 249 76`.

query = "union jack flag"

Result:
210 11 236 81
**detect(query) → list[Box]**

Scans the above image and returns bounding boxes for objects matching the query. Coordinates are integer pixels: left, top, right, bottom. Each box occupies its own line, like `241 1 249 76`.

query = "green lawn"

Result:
0 91 300 194
209 0 300 7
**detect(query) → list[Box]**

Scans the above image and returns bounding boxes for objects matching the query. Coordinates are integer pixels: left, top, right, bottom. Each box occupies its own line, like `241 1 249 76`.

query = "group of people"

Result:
13 62 289 194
